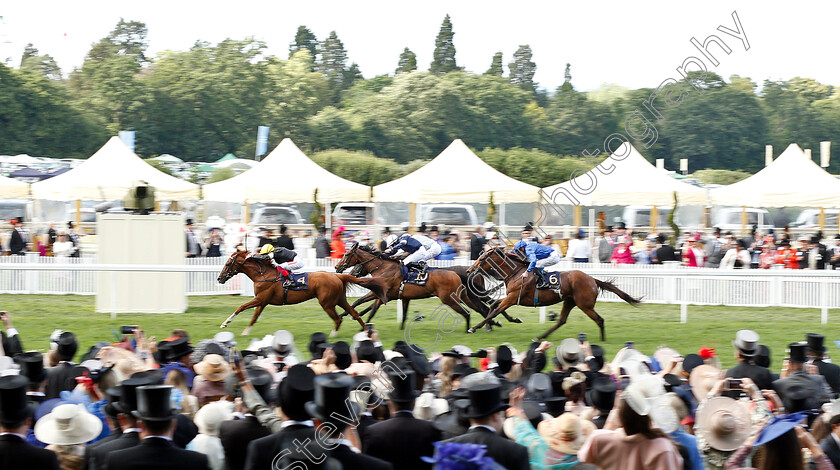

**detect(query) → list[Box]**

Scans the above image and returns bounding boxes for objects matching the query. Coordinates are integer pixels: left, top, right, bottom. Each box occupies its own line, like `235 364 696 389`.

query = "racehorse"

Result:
334 243 510 331
465 247 641 341
216 250 388 336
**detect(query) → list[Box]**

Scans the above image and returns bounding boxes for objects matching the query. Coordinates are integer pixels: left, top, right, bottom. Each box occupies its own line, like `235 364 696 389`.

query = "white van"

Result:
713 208 774 232
332 203 375 226
417 204 478 226
251 206 304 225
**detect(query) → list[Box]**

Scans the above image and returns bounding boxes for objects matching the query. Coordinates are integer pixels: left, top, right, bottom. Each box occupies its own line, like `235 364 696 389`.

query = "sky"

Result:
1 1 839 92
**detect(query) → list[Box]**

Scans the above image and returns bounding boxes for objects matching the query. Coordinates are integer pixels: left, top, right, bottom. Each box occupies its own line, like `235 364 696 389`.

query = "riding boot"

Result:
417 261 428 274
405 262 419 273
282 273 292 288
535 269 548 288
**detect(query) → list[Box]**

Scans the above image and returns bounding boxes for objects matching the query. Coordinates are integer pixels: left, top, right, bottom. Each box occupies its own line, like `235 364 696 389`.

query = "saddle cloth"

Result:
284 272 309 290
400 266 435 285
538 271 563 290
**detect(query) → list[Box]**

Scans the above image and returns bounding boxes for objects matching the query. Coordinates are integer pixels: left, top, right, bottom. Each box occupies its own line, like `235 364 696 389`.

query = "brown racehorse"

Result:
216 250 388 337
334 243 501 331
465 247 641 340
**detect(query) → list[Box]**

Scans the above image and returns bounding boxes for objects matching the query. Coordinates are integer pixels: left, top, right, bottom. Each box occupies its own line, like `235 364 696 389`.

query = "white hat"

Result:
452 345 472 357
271 330 294 355
34 404 103 445
556 338 582 368
413 392 450 420
352 332 370 349
383 350 403 361
194 400 233 437
214 331 235 346
622 375 666 416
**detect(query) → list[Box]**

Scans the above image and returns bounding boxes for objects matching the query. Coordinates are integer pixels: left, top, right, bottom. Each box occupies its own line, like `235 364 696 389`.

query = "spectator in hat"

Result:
725 330 774 392
814 399 840 469
597 226 615 263
774 342 832 410
725 411 834 470
185 219 202 258
45 332 80 399
0 375 60 469
307 374 393 470
104 385 208 470
662 392 704 470
579 380 683 469
610 236 635 264
585 377 616 429
192 354 231 407
808 333 840 396
35 403 102 470
506 387 596 470
9 216 28 255
800 236 829 270
0 311 22 358
315 225 331 259
275 224 294 250
653 234 678 263
363 370 441 470
219 367 273 470
160 337 195 388
470 226 487 260
19 351 47 404
186 401 233 470
443 383 530 470
565 228 591 263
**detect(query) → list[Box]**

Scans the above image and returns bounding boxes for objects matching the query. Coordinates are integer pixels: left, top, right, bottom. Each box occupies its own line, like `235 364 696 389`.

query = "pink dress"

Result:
579 428 684 470
611 247 635 264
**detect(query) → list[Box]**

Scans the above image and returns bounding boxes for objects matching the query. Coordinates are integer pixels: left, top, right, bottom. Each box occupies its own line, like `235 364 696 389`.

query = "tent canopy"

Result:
203 138 370 203
214 158 257 170
0 173 30 198
373 139 538 203
9 167 48 178
709 143 840 208
32 137 199 201
541 142 706 206
149 154 183 164
215 153 238 163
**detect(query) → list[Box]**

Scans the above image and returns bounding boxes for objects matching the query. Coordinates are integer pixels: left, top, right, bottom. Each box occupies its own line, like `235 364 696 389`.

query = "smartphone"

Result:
578 333 587 343
367 323 374 334
727 378 742 389
120 325 137 335
625 341 634 349
231 347 242 367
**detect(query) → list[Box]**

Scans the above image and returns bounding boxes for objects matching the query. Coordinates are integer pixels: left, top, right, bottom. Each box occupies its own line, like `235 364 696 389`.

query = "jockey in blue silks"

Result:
384 233 425 272
513 239 560 287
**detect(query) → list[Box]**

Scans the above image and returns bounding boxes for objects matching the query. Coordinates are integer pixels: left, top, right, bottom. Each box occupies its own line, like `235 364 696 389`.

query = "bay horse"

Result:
465 247 641 340
334 243 506 331
216 250 388 336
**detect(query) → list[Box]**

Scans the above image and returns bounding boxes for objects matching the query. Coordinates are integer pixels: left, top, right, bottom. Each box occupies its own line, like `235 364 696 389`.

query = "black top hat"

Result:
523 223 534 232
755 345 771 368
789 342 807 363
332 341 352 370
682 354 704 375
663 374 682 392
130 369 165 385
166 338 193 362
356 341 383 364
388 370 419 403
430 226 439 233
418 223 427 233
441 350 462 359
0 375 29 425
452 363 476 380
309 332 328 358
56 332 78 361
782 384 811 413
279 365 316 421
305 374 357 423
463 384 508 419
132 385 176 422
249 367 275 406
18 352 46 384
394 341 430 377
497 346 513 374
434 398 470 436
544 397 567 418
585 377 616 413
588 345 605 372
185 219 194 225
616 222 627 230
103 386 123 418
116 375 161 415
807 333 826 353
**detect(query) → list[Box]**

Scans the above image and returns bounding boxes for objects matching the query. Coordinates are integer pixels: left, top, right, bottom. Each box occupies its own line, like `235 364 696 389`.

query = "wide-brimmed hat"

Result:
387 369 419 403
650 394 680 433
306 373 358 422
653 348 681 371
414 392 450 421
34 403 102 445
538 413 587 455
132 385 176 422
0 375 29 424
463 384 508 419
753 412 809 447
555 338 582 368
166 338 193 362
194 354 232 382
18 352 46 384
689 364 720 401
696 396 751 451
732 330 759 357
98 347 149 377
622 375 666 416
585 376 617 412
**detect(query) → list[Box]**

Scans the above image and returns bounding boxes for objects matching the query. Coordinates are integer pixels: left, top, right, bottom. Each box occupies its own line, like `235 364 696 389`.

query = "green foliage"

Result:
508 45 536 92
289 26 318 62
207 166 235 183
396 48 417 74
485 52 503 77
430 14 458 74
477 147 591 187
691 169 751 185
669 192 680 247
311 189 322 225
19 43 62 81
86 18 149 64
145 159 175 176
310 149 402 186
316 31 349 101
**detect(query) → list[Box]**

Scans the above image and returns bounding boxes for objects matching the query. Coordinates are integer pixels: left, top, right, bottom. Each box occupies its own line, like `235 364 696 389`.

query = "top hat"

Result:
732 330 759 357
103 387 123 418
782 384 811 413
418 223 427 233
356 341 382 364
185 218 194 225
272 330 294 356
166 338 193 362
18 352 46 384
523 223 534 232
682 354 704 375
586 376 617 412
588 345 605 372
309 332 328 359
0 375 29 424
115 375 161 414
305 374 358 423
249 367 276 406
394 341 430 377
388 370 419 403
463 384 508 419
130 369 165 384
497 345 513 374
57 332 78 361
755 345 771 368
789 342 807 363
807 333 826 353
430 225 439 233
544 397 568 418
616 222 627 230
332 341 352 370
278 365 316 421
131 385 176 422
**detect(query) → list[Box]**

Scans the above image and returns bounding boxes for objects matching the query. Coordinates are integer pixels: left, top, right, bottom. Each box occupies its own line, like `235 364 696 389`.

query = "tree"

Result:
19 43 62 80
508 45 536 92
86 18 149 64
430 14 458 74
485 52 503 77
316 31 348 101
343 62 363 89
289 26 318 61
396 48 417 74
560 63 573 92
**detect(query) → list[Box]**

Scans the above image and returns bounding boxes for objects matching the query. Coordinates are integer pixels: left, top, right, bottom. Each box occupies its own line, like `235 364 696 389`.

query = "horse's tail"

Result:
445 266 491 314
336 274 389 304
594 278 643 306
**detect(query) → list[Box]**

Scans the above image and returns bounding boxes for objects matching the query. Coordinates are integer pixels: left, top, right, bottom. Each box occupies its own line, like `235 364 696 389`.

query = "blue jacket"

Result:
390 234 422 254
525 243 555 271
436 241 456 260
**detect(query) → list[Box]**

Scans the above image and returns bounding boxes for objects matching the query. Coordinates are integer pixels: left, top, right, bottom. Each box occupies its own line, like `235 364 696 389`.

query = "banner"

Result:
256 126 270 159
119 131 136 152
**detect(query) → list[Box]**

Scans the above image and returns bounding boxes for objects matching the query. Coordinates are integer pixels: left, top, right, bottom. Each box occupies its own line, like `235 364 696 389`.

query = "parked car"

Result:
418 204 478 226
713 208 774 232
332 203 375 225
251 206 303 225
622 205 675 228
789 209 839 230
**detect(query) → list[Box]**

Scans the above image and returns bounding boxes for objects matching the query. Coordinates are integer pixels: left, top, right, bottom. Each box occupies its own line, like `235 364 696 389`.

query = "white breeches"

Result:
535 251 561 269
424 243 441 260
404 249 428 265
279 257 304 271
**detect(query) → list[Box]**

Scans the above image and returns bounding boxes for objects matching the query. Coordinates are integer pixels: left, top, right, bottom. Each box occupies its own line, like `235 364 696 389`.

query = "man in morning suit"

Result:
219 367 273 470
0 375 60 469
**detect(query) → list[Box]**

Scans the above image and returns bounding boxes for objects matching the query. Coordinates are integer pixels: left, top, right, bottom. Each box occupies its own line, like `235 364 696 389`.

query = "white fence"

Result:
0 255 838 323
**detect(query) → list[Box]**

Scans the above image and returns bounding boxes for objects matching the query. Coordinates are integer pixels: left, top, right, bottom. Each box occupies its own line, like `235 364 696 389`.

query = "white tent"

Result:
213 158 258 170
148 154 183 164
0 173 29 198
202 138 370 203
709 143 840 208
541 142 706 206
373 139 538 203
31 137 199 201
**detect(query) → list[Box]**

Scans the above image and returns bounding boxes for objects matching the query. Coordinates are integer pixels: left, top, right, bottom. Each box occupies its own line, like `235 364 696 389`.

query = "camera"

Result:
625 341 634 349
367 323 375 334
578 333 587 343
120 325 137 335
727 378 742 389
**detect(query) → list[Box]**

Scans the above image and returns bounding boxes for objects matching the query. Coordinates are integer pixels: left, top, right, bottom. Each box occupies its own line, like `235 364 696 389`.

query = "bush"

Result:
691 168 751 185
477 147 592 187
311 149 402 186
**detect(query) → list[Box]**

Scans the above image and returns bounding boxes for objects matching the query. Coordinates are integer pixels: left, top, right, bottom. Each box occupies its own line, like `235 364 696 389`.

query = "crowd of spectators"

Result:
1 309 839 469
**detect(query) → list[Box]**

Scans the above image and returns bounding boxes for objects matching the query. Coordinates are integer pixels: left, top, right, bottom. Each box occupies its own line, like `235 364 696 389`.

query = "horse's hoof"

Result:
220 323 228 329
242 327 251 336
329 330 338 338
466 327 477 334
492 321 502 328
511 317 523 324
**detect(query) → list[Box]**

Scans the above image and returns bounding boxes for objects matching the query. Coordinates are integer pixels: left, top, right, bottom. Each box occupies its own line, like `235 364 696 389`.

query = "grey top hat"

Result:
732 330 759 357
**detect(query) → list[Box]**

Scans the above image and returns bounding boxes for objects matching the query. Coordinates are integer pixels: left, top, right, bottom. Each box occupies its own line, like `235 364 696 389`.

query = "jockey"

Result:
413 231 441 266
383 233 428 272
254 244 304 287
513 239 560 288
